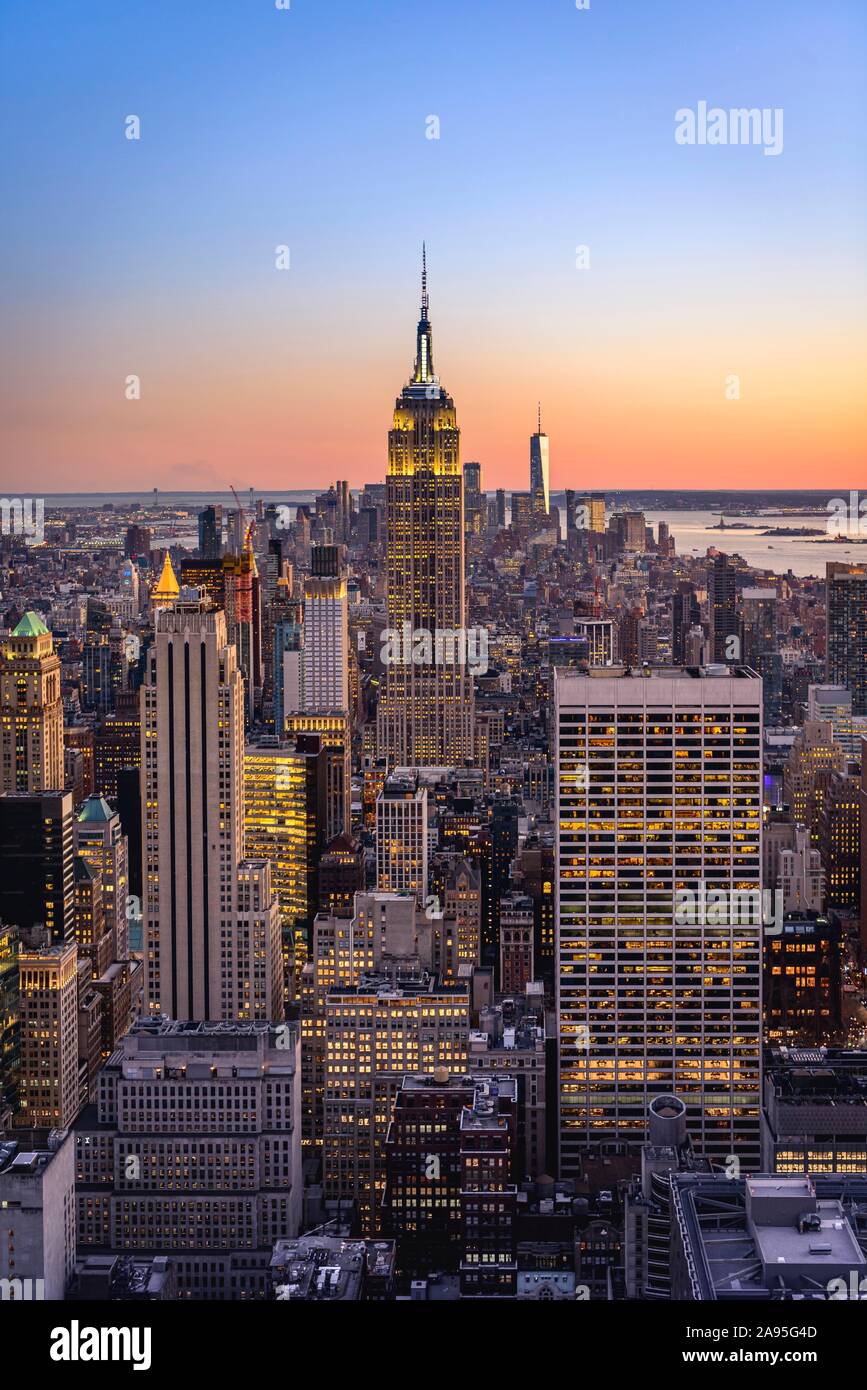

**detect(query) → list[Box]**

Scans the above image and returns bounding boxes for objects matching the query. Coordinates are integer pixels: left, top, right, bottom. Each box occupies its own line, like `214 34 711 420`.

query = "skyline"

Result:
2 0 866 494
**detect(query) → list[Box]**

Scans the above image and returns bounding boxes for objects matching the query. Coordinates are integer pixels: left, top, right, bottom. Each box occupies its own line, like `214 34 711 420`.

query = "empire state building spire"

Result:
412 242 436 387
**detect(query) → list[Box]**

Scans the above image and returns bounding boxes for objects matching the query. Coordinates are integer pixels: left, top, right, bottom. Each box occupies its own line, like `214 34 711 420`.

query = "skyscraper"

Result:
197 504 224 560
75 1020 302 1299
740 587 782 725
708 554 739 663
141 604 281 1021
378 248 474 767
376 773 429 902
529 404 550 515
75 794 130 963
826 562 867 715
323 967 469 1230
578 494 606 534
463 460 483 535
0 791 75 943
18 936 80 1128
303 544 350 714
555 665 763 1174
0 612 64 793
671 582 700 665
244 734 328 990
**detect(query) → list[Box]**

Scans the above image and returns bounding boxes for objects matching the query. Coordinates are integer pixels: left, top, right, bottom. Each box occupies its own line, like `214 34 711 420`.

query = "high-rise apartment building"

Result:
275 546 351 838
18 936 80 1128
826 562 867 715
141 604 281 1020
0 612 64 793
578 494 606 534
555 666 763 1175
93 689 141 801
708 554 739 663
463 460 483 535
782 721 846 835
322 967 469 1230
671 582 700 665
302 544 350 713
378 251 474 767
376 774 429 902
777 825 824 914
383 1070 518 1289
740 587 781 725
818 769 861 911
301 891 408 1147
75 794 130 963
197 503 224 560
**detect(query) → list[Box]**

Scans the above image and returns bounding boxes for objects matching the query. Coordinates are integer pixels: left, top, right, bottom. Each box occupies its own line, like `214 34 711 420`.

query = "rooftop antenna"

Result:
421 242 428 316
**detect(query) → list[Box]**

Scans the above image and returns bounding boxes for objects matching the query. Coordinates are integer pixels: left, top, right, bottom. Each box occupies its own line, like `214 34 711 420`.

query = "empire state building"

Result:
378 250 474 767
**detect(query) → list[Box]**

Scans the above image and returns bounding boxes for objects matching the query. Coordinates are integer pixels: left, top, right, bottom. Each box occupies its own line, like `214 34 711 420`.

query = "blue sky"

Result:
2 0 864 490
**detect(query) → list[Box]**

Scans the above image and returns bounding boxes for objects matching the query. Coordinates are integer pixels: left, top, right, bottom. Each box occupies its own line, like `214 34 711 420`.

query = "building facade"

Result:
555 666 763 1174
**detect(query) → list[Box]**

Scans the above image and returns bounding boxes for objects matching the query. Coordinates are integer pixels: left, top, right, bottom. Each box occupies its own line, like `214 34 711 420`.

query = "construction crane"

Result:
229 484 253 552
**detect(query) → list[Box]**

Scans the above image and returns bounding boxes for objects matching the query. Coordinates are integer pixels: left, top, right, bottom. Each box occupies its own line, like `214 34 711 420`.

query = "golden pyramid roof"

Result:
153 552 180 600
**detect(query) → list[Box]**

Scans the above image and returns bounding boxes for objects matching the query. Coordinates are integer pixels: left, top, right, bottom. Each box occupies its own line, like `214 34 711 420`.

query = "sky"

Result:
1 0 865 494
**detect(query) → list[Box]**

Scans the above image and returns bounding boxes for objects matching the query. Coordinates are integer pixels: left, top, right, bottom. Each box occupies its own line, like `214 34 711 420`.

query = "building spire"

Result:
537 401 542 434
412 243 435 387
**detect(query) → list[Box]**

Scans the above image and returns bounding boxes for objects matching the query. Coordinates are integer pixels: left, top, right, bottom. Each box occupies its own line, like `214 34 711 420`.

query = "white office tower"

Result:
301 545 350 713
141 604 282 1021
281 544 351 840
375 773 429 903
555 665 763 1175
778 824 825 914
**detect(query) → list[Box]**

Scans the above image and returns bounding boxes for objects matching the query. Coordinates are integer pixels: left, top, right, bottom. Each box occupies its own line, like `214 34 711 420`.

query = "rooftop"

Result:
11 610 49 638
671 1173 867 1300
77 794 114 824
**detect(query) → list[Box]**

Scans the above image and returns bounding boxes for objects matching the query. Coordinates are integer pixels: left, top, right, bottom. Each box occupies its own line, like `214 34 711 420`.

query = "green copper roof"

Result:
12 611 49 637
77 794 114 823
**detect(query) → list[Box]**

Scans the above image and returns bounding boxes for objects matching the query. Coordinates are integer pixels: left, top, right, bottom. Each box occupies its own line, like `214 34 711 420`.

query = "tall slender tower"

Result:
0 612 64 793
379 247 474 766
826 562 867 715
708 554 738 664
529 404 550 516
